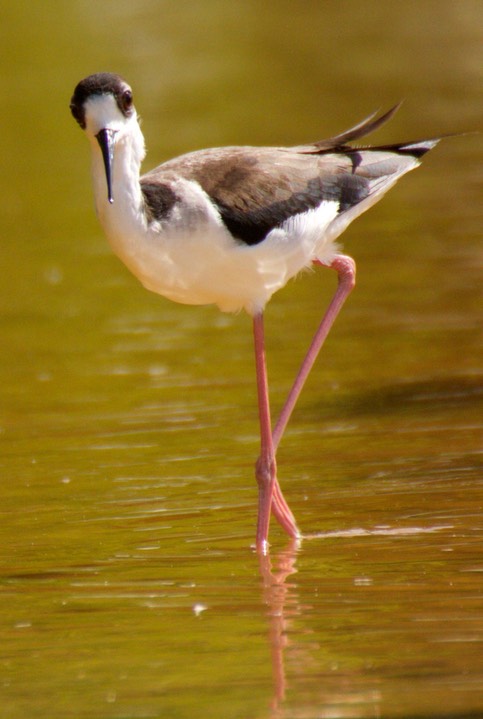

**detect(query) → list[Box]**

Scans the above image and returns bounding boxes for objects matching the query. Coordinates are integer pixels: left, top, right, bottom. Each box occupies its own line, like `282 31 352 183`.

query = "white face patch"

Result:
84 94 132 137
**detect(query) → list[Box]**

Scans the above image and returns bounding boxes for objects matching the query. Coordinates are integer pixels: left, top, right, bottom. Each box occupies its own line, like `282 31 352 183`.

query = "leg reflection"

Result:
258 538 301 715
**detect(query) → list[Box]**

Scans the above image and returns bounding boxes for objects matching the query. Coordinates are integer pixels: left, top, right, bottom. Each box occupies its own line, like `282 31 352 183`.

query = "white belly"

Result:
98 178 340 314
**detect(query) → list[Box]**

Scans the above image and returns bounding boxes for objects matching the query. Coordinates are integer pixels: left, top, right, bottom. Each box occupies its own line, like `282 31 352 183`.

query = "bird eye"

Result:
121 89 133 111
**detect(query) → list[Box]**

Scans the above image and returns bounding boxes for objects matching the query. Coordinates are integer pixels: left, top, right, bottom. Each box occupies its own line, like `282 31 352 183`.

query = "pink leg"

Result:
271 481 299 538
253 254 356 550
253 313 277 554
272 254 356 451
253 316 301 549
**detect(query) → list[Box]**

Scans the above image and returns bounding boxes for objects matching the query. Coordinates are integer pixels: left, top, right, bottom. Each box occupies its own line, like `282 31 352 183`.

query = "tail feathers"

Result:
372 137 441 158
292 104 443 159
312 103 403 150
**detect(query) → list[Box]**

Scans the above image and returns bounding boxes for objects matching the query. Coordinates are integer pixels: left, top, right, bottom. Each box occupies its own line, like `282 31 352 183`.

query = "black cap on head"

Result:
70 73 134 129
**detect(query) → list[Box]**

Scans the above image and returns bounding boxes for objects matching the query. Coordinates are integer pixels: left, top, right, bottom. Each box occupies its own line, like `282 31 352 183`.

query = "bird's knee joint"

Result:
255 455 276 488
334 255 356 289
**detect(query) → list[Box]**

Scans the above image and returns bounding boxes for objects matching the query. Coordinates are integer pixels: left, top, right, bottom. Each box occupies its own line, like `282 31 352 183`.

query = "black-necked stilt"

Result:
70 72 441 553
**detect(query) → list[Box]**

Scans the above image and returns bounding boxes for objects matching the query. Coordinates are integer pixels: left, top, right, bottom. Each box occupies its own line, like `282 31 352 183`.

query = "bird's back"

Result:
141 136 438 249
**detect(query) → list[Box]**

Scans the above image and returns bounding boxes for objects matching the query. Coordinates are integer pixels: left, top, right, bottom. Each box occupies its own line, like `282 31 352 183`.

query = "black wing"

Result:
142 107 439 245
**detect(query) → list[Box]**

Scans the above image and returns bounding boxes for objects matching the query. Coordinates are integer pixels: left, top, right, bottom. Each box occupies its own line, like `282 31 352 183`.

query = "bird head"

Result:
70 73 137 203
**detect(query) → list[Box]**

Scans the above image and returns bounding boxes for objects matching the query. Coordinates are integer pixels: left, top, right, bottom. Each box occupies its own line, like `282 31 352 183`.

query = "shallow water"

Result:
1 2 482 718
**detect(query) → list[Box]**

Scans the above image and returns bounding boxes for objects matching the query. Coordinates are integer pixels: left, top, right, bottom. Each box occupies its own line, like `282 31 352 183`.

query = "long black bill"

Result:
95 128 116 203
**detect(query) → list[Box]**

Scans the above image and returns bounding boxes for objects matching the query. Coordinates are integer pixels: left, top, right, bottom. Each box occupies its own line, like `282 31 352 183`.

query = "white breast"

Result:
99 177 341 314
84 101 343 315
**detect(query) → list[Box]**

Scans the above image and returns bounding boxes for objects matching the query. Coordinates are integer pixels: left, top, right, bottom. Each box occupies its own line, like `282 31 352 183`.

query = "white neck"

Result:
90 118 145 214
87 111 148 265
82 94 146 235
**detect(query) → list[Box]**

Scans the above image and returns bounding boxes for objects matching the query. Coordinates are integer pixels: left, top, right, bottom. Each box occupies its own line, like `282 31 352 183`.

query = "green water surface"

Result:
1 2 482 718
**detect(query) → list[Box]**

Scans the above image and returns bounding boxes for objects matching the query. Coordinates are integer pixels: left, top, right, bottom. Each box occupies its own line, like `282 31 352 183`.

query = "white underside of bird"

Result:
84 94 423 314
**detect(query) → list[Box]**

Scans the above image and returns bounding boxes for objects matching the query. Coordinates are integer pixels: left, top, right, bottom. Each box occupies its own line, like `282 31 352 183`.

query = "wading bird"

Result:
70 72 440 553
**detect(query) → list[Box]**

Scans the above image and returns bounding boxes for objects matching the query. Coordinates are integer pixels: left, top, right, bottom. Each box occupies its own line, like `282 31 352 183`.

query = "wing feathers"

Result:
141 107 440 245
